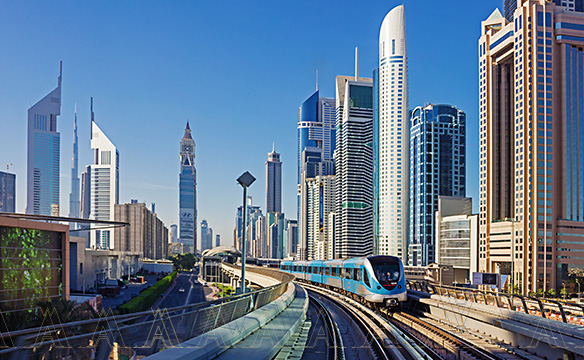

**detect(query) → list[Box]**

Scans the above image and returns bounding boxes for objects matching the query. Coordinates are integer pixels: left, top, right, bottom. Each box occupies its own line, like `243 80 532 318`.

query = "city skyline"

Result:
0 1 498 245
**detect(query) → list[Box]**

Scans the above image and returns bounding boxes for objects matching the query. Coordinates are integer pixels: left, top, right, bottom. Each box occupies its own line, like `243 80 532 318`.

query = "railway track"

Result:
302 283 429 360
299 281 541 360
308 294 345 360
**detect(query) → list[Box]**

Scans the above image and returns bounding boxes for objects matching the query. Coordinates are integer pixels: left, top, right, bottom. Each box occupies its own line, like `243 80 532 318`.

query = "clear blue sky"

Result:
0 0 500 248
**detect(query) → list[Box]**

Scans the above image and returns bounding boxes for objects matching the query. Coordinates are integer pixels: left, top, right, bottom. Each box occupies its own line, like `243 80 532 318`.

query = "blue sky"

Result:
0 0 500 248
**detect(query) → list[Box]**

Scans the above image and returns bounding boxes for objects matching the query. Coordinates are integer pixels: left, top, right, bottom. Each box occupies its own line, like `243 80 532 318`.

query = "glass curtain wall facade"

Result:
297 90 335 260
179 122 197 254
0 172 16 212
27 63 61 216
334 75 374 258
409 104 466 266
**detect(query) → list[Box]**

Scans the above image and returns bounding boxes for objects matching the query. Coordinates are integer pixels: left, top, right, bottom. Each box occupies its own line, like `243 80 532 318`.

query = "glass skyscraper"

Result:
297 90 336 260
27 63 61 216
334 73 374 258
266 144 282 214
409 104 466 266
69 108 80 222
0 171 16 213
179 122 197 254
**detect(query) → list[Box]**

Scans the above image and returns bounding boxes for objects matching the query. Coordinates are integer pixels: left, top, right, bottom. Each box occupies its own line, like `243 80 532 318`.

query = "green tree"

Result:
560 287 568 299
169 253 196 270
547 288 556 297
536 288 544 297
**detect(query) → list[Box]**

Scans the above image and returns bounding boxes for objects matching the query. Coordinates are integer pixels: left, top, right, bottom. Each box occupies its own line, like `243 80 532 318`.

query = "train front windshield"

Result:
370 257 400 290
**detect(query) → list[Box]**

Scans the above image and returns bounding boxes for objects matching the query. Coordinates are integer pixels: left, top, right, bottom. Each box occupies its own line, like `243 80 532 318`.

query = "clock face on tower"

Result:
183 145 191 152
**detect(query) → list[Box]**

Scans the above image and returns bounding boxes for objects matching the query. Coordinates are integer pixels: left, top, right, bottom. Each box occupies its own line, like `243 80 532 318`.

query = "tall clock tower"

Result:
179 121 197 254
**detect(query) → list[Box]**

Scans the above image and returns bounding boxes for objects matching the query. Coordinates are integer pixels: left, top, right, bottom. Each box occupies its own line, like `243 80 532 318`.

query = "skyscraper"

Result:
266 143 282 214
179 121 197 254
479 0 584 294
297 88 336 260
505 0 584 21
306 175 335 260
0 171 16 213
88 98 119 250
170 224 178 244
201 220 209 252
69 106 80 222
286 219 298 258
27 62 62 216
409 104 466 266
216 234 220 247
235 196 263 255
334 50 374 259
374 5 408 260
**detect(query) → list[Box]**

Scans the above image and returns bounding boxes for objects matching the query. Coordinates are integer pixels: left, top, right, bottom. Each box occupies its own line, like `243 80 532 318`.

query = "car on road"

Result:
179 288 185 293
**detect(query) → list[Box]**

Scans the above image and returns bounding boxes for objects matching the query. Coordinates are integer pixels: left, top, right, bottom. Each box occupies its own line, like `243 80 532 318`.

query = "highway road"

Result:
155 271 211 310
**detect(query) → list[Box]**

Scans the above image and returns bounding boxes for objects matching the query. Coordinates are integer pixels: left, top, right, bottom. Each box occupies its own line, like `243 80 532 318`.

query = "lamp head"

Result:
237 171 256 187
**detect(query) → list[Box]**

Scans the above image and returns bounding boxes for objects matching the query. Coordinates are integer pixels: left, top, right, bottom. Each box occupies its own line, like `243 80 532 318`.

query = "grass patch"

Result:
213 283 235 298
119 271 178 314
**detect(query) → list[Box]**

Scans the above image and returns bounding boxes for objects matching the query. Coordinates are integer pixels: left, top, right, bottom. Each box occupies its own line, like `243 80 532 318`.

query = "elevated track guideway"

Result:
298 280 546 360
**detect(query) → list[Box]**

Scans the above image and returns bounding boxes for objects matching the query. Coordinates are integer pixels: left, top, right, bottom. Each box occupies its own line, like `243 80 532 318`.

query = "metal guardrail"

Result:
0 266 292 360
406 280 584 325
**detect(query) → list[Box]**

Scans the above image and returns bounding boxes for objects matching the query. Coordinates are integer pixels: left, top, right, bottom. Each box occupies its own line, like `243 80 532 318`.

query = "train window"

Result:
354 268 360 281
345 268 351 279
363 268 370 287
325 266 329 276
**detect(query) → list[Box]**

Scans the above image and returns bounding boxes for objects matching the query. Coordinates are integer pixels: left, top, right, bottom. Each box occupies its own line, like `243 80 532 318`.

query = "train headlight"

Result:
398 285 402 289
377 286 381 290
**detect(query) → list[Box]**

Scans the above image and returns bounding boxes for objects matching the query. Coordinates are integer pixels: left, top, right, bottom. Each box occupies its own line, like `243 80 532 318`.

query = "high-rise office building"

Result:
235 196 263 255
479 1 584 294
216 234 220 247
170 224 178 244
69 107 80 222
267 212 286 259
179 121 197 254
88 98 119 250
374 5 408 260
27 62 62 216
201 220 210 252
409 104 466 266
0 171 16 213
334 50 374 258
306 175 335 260
266 144 282 214
286 219 298 258
297 89 336 260
115 202 169 260
505 0 584 21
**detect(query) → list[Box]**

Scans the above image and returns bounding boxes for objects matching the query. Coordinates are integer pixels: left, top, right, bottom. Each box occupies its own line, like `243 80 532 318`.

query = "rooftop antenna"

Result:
316 69 319 91
90 97 94 140
6 163 13 172
272 142 275 152
58 60 62 87
355 46 359 81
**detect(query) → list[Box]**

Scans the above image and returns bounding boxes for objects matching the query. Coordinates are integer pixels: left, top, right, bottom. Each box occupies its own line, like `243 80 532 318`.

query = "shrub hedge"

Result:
119 271 178 314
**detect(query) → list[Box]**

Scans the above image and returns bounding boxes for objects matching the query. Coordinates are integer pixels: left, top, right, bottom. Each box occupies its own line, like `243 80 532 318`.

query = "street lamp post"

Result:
237 171 256 294
577 278 581 303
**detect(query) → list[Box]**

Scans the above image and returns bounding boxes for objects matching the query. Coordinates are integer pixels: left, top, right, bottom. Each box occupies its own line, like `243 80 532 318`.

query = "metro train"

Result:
280 255 407 309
